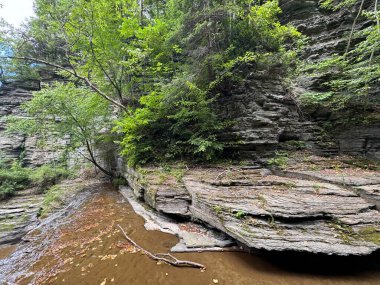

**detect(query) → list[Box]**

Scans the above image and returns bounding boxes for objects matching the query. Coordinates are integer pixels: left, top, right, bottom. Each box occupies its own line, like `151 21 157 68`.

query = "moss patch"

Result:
329 219 356 244
358 227 380 245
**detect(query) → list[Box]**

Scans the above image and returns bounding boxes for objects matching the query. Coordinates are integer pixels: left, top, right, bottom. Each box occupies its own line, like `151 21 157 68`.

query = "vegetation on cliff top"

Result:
300 0 380 127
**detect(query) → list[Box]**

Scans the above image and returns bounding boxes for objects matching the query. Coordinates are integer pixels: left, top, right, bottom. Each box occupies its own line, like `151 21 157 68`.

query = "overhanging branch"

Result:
2 56 127 111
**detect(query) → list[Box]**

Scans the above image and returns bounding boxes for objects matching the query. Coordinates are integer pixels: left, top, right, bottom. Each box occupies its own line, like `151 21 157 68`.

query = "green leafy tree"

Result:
7 82 113 176
113 78 225 165
2 0 303 166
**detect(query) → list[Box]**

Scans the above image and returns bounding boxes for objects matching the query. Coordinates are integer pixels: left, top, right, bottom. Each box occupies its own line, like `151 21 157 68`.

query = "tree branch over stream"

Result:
1 56 127 111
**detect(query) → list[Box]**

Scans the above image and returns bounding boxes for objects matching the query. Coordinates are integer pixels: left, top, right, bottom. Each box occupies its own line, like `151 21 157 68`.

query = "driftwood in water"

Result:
117 224 205 269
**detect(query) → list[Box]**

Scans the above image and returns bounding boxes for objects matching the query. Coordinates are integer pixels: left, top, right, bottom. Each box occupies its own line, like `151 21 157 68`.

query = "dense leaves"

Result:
2 0 302 166
0 162 72 200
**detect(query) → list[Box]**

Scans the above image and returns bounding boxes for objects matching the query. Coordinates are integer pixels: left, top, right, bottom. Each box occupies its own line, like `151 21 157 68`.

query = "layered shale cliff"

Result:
281 0 380 160
215 66 319 157
0 80 63 167
118 0 380 256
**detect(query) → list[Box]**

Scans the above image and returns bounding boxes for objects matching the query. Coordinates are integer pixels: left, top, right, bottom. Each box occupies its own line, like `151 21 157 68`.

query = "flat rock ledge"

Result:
0 179 105 246
120 158 380 256
119 186 236 252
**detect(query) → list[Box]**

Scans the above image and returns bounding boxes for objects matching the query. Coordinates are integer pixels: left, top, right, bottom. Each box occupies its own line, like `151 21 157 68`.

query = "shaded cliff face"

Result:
215 0 379 160
280 0 380 160
280 0 374 93
0 80 62 167
280 0 370 61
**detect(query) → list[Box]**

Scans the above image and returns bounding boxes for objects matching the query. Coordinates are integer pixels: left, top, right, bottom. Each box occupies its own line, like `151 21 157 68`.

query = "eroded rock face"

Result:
121 154 380 256
336 126 380 161
280 0 380 160
0 188 43 245
119 186 235 252
280 0 372 63
0 179 105 246
215 68 320 157
184 168 380 255
118 164 191 217
0 80 63 167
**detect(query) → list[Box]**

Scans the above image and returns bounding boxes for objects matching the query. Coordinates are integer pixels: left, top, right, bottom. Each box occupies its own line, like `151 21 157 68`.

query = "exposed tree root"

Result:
117 224 206 269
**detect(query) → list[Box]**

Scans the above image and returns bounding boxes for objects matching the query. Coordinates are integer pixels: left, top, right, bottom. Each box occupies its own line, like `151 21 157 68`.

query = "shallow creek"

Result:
1 185 380 285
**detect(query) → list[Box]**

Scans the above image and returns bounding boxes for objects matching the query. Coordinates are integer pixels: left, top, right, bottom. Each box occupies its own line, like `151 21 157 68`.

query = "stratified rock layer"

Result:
215 68 319 157
120 154 380 256
280 0 380 160
184 168 379 255
0 80 63 166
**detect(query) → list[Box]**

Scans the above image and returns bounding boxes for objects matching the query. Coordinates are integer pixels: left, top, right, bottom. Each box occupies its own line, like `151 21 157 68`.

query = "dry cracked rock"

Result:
183 167 380 255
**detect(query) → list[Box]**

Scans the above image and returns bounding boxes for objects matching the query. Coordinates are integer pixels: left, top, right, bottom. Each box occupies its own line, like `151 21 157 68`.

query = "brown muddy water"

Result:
1 185 380 285
0 245 17 259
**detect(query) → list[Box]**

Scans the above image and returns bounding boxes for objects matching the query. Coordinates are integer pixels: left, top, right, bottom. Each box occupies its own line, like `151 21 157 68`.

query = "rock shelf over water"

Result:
120 153 380 256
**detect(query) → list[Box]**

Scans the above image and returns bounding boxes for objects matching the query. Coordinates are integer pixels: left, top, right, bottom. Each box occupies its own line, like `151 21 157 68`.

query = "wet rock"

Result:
0 179 104 246
120 166 191 217
119 186 235 252
122 157 380 256
0 189 43 245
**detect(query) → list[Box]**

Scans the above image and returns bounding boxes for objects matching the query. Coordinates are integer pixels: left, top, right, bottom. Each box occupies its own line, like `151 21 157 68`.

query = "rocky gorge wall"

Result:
215 66 320 157
117 153 380 256
280 0 380 160
213 0 380 160
0 80 64 167
115 0 380 257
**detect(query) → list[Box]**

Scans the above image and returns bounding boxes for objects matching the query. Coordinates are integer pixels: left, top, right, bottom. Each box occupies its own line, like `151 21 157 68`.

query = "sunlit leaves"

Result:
9 83 111 152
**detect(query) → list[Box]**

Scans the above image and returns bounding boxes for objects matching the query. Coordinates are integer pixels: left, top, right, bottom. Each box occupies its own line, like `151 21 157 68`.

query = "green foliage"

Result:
234 210 247 219
7 82 113 175
29 165 73 191
213 205 223 215
0 163 72 200
4 0 304 166
0 163 31 199
358 226 380 245
111 177 127 187
320 0 358 11
39 185 65 218
113 0 303 165
268 152 289 169
114 79 225 165
281 140 307 151
300 0 380 125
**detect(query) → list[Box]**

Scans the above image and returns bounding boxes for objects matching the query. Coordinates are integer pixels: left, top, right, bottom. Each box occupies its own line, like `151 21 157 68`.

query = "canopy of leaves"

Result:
3 0 303 166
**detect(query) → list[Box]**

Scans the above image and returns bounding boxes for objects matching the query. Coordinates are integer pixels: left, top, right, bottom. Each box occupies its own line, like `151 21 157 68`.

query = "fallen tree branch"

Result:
117 224 205 269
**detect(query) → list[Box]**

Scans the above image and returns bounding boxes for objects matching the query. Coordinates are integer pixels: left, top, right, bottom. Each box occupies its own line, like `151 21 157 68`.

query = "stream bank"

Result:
1 184 380 285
